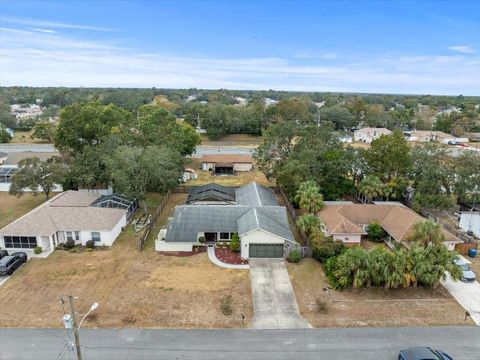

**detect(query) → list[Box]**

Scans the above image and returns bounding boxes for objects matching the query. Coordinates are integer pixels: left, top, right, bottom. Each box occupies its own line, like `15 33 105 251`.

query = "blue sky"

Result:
1 0 479 95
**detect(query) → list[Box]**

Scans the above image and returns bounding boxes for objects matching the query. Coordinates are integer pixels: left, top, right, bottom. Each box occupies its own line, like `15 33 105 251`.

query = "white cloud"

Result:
0 15 116 32
31 28 57 34
294 51 338 59
0 27 479 95
447 45 476 54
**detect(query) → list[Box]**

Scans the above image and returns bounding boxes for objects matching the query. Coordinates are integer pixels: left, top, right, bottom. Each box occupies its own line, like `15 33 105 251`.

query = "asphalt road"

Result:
1 327 479 360
0 143 255 156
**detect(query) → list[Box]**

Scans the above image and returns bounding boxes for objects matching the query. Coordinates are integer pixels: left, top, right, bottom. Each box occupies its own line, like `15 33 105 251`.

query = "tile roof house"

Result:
0 191 138 254
319 201 462 250
156 182 295 259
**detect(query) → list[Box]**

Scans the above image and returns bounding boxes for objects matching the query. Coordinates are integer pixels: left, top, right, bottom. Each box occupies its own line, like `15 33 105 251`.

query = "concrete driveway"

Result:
441 275 480 325
249 258 310 329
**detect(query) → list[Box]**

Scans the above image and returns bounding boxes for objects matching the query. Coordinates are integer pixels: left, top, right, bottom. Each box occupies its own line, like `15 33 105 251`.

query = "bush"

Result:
312 237 346 263
366 221 385 242
198 236 206 244
65 239 75 249
85 240 95 249
230 234 240 253
220 295 233 315
33 246 43 254
287 249 301 263
55 243 67 251
316 297 328 313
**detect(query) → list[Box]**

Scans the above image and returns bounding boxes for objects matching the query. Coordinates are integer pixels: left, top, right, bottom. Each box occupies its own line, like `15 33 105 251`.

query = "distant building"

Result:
201 154 254 174
353 127 392 143
264 98 278 107
406 130 468 144
10 104 43 121
459 204 480 238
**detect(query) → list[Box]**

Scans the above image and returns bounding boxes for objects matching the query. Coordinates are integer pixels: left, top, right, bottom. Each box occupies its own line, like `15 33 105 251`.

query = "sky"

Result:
0 0 479 95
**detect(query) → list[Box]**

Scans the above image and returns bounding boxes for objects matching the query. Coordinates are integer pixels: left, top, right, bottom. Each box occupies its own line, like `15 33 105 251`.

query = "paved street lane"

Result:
1 327 479 360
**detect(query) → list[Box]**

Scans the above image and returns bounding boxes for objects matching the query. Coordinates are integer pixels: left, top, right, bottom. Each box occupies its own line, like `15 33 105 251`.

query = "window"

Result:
91 232 101 242
65 231 80 242
220 232 230 240
4 236 37 249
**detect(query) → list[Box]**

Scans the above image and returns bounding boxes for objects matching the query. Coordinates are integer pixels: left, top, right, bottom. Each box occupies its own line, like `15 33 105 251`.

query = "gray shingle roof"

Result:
165 205 250 242
236 183 278 207
165 182 294 243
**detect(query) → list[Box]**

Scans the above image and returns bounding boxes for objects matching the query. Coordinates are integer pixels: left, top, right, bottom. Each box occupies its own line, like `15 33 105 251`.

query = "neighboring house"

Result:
0 191 138 252
156 182 296 259
466 132 480 142
318 201 462 250
353 128 392 143
0 152 63 192
10 104 43 120
406 130 468 144
201 154 254 174
459 203 480 238
78 184 113 196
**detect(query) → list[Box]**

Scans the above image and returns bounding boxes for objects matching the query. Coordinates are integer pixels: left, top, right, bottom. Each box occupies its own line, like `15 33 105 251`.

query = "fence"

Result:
455 241 478 255
137 190 172 252
275 186 312 257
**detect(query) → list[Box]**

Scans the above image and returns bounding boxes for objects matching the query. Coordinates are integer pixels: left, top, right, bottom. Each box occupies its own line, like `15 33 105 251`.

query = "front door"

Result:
204 232 217 243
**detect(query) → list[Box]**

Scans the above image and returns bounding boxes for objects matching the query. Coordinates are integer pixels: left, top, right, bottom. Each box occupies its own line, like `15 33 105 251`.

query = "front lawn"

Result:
0 222 252 328
288 258 474 327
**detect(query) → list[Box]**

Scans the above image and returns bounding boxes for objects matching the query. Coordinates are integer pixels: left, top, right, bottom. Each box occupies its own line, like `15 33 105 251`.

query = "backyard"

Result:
288 258 474 327
0 191 253 328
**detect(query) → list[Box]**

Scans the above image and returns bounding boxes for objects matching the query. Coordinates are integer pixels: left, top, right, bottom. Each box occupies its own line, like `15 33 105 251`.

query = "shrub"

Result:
198 236 206 244
33 246 43 254
55 243 67 251
65 239 75 249
230 234 240 253
69 247 80 253
85 240 95 249
287 249 301 263
220 295 233 315
312 237 346 263
366 222 385 242
316 297 328 313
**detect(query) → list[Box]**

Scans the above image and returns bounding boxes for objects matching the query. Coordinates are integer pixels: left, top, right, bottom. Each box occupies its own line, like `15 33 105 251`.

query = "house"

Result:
156 182 296 259
0 152 63 192
459 203 480 238
201 154 254 174
318 201 462 250
0 191 138 252
405 130 468 144
353 128 392 143
466 132 480 142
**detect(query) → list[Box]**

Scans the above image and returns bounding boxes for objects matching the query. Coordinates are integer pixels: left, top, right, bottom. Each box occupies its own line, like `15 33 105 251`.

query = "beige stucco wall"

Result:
233 163 253 172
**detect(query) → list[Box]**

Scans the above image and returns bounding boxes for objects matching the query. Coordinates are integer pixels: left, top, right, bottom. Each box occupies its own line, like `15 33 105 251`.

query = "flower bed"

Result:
215 247 248 265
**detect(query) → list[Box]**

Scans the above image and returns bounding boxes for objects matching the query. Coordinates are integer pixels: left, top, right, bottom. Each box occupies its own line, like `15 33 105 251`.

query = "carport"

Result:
213 163 234 175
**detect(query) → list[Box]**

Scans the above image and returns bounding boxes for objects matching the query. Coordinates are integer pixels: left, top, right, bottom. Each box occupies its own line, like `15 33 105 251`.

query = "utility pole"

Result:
316 111 320 127
68 295 83 360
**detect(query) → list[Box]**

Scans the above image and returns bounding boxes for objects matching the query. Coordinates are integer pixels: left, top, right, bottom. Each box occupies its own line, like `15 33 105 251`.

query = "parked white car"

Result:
454 258 476 282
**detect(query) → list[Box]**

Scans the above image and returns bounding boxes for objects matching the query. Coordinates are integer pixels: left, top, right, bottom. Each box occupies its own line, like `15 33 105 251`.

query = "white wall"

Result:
332 233 362 244
155 241 193 252
0 235 50 251
240 229 285 259
460 212 480 237
233 163 253 172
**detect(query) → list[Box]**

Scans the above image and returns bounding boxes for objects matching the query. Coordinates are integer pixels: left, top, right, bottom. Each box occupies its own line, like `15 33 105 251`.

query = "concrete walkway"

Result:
441 274 480 326
249 258 310 329
206 246 249 269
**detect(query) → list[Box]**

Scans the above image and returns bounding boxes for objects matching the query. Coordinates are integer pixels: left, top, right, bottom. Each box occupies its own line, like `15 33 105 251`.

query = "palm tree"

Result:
334 248 370 289
358 175 384 203
295 181 324 214
409 220 445 248
296 214 321 237
368 247 390 287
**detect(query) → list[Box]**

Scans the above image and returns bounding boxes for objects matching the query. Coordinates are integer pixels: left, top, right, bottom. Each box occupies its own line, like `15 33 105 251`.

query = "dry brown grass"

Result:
0 192 252 328
10 131 49 144
0 219 253 328
0 193 47 228
288 258 474 327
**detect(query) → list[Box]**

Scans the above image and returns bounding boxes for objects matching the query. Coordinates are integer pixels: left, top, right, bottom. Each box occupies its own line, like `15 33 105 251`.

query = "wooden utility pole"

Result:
68 295 83 360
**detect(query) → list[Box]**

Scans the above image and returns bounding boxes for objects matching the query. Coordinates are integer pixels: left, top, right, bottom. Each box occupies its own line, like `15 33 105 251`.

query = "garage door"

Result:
249 243 284 258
